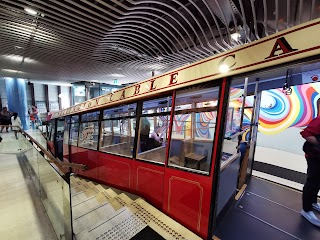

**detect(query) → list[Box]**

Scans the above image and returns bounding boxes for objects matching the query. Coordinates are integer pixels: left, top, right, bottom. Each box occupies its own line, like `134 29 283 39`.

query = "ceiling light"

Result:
219 64 229 73
2 69 17 73
6 55 23 62
231 32 241 41
4 55 35 63
24 7 37 16
109 74 125 78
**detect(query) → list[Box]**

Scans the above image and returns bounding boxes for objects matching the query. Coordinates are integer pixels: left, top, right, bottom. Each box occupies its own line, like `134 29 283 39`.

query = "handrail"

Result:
19 128 88 173
220 153 241 171
224 129 247 140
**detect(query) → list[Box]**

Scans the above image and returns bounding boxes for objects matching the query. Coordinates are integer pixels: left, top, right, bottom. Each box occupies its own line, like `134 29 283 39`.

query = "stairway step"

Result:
76 206 146 240
73 189 119 219
76 197 201 240
95 189 118 205
73 198 128 234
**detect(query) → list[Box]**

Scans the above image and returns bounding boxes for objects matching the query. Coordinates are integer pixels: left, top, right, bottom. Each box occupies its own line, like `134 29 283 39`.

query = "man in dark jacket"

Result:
300 115 320 226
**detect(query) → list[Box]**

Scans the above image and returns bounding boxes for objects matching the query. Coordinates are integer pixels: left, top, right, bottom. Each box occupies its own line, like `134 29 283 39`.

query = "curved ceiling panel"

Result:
0 0 319 85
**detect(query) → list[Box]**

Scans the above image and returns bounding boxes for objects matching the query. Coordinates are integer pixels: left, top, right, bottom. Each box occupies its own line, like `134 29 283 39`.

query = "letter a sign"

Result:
266 37 297 59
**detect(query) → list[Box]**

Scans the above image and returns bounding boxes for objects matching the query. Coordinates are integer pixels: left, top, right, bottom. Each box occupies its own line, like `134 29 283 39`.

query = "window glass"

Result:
168 83 220 173
70 122 79 146
99 104 137 157
71 115 79 123
78 122 99 150
103 103 137 119
57 118 65 132
63 119 70 144
220 87 244 170
49 119 56 142
81 111 100 122
100 118 136 157
136 96 172 164
66 116 71 124
63 122 70 144
142 97 172 114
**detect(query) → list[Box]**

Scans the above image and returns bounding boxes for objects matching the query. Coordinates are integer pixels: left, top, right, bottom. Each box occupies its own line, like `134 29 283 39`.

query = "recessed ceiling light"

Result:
2 69 17 73
109 74 125 78
24 7 37 16
231 32 241 41
4 55 35 63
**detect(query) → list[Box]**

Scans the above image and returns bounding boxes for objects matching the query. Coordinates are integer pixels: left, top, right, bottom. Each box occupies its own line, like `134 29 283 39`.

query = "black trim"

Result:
208 77 231 239
253 161 307 185
97 109 103 150
133 100 143 159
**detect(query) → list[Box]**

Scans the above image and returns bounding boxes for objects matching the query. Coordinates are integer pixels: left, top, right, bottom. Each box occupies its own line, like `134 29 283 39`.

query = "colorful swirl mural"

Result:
171 82 320 139
231 82 320 135
195 112 216 139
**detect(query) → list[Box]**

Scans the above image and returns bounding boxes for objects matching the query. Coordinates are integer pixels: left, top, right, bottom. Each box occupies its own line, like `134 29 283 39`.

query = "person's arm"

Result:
304 136 319 145
301 117 320 142
151 132 161 141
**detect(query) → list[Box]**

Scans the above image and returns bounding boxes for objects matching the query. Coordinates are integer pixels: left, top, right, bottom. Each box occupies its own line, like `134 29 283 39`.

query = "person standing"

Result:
150 126 163 148
11 112 22 139
300 115 320 227
0 107 12 132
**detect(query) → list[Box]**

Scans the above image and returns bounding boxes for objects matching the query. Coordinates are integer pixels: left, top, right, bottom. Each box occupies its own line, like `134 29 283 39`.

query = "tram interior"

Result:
214 60 320 239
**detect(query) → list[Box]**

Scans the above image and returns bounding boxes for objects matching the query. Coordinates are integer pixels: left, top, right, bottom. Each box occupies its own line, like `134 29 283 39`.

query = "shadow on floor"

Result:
214 177 320 240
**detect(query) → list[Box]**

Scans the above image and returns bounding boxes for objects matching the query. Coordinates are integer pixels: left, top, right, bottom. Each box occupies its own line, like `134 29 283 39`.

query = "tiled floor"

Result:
0 131 57 240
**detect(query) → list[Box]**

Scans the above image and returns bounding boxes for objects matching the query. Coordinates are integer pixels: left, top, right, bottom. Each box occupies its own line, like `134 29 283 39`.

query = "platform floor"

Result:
0 132 57 240
214 177 320 240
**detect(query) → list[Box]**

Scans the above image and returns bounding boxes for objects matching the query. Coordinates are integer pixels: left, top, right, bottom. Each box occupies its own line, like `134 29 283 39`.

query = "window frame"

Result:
78 111 101 150
69 114 80 147
135 95 173 165
99 104 137 158
167 82 222 175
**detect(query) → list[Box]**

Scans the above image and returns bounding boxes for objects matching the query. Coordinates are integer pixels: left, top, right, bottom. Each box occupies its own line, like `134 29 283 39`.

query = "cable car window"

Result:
70 115 79 146
103 103 136 119
168 83 220 174
142 97 172 114
78 121 99 150
57 118 65 132
81 111 100 122
49 119 55 142
99 104 137 157
71 115 79 123
78 111 100 150
63 117 70 146
137 96 172 164
220 86 244 171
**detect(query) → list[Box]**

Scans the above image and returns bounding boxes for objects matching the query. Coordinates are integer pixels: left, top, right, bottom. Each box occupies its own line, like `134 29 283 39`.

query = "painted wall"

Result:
230 81 320 153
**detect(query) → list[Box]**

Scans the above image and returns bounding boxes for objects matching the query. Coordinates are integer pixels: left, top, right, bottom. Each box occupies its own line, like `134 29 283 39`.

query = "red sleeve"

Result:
301 116 320 138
